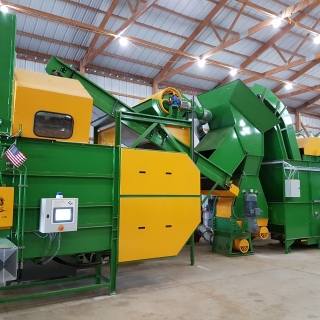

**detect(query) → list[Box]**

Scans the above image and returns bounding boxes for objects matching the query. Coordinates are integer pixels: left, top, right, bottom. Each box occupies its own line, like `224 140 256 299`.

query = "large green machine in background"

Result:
2 10 320 304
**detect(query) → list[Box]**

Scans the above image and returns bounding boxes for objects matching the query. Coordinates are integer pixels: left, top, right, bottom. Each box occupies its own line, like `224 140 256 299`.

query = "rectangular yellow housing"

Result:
119 148 200 262
98 126 115 146
297 137 320 156
97 125 190 147
0 187 14 229
12 69 93 143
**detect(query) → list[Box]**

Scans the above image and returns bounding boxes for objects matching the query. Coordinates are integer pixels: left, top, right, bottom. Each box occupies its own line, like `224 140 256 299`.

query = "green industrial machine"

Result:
2 8 320 305
252 85 320 253
195 81 280 255
45 57 282 257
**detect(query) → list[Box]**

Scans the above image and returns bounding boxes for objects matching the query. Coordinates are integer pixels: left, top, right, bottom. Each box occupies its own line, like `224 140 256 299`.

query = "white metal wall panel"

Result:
16 59 47 74
86 73 152 106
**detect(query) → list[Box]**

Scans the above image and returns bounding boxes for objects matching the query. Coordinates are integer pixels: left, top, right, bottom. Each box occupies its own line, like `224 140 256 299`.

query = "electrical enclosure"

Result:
285 179 300 198
39 198 78 233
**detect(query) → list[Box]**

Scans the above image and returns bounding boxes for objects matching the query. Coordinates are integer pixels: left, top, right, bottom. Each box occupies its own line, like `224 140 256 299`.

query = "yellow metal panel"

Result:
98 126 115 146
297 137 320 156
12 69 93 143
120 149 200 195
0 187 14 229
97 125 189 146
202 184 239 197
257 218 268 227
118 197 200 262
166 125 190 146
215 198 233 218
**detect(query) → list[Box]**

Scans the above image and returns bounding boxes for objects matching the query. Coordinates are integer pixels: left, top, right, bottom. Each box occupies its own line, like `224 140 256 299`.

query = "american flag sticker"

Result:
5 144 27 168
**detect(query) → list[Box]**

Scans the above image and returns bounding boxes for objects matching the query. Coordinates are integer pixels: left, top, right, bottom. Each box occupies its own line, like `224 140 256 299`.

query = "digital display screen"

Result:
53 208 73 223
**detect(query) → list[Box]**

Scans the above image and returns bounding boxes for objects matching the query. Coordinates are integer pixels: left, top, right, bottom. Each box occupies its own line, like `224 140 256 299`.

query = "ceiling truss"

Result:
4 0 320 113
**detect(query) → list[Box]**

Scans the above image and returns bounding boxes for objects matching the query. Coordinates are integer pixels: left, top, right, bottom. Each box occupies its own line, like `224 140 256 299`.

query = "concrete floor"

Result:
1 239 320 319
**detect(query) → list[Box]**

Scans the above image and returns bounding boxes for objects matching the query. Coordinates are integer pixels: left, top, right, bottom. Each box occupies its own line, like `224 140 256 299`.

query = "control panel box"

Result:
285 179 300 198
39 198 78 233
0 187 14 229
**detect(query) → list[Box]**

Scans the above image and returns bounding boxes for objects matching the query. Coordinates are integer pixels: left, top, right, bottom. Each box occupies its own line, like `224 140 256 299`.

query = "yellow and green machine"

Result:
1 11 320 303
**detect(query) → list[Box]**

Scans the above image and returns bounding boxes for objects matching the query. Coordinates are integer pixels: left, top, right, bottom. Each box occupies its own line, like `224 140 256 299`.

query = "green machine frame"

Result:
0 139 119 302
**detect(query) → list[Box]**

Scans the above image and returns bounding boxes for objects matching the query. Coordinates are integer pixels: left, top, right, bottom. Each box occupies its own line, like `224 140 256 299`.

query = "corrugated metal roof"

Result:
138 6 199 38
251 78 279 89
156 0 217 21
210 51 246 67
272 70 296 79
91 55 159 78
293 92 320 101
305 64 320 77
195 26 221 47
165 74 216 91
227 38 262 57
184 62 229 81
295 75 320 87
7 0 320 114
245 60 274 73
282 98 306 108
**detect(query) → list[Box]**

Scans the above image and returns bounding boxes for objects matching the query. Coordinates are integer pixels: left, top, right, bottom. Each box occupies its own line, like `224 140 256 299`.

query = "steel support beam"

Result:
157 0 314 83
80 0 119 70
155 0 228 82
81 0 156 67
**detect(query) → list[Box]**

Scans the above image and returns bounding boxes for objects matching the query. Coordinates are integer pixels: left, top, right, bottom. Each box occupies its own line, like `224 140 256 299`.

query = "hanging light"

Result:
285 83 292 90
0 5 8 13
273 17 281 28
197 59 206 67
119 37 128 46
314 35 320 44
230 68 237 76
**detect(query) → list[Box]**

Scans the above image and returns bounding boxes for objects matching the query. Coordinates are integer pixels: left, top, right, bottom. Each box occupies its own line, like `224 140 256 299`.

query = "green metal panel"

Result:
198 80 280 133
232 107 264 157
0 13 16 135
260 163 285 202
263 126 288 161
208 104 235 130
237 156 262 175
252 84 301 161
261 160 320 252
1 137 117 261
134 100 162 117
208 129 245 175
195 126 233 152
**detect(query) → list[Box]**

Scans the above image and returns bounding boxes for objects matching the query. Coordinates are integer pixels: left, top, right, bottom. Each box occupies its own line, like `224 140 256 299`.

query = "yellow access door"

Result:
118 148 200 262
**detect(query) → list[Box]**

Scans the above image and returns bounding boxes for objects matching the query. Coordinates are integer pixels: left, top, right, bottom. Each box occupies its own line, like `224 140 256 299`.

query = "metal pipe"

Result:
191 95 195 162
197 224 214 245
12 169 23 249
53 257 108 268
20 166 27 263
194 108 212 140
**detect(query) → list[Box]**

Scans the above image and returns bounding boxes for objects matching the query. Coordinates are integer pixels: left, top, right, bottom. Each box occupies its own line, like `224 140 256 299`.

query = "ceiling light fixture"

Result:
314 35 320 44
119 37 128 46
197 59 206 67
0 5 8 13
230 68 237 76
285 83 292 90
272 17 281 28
